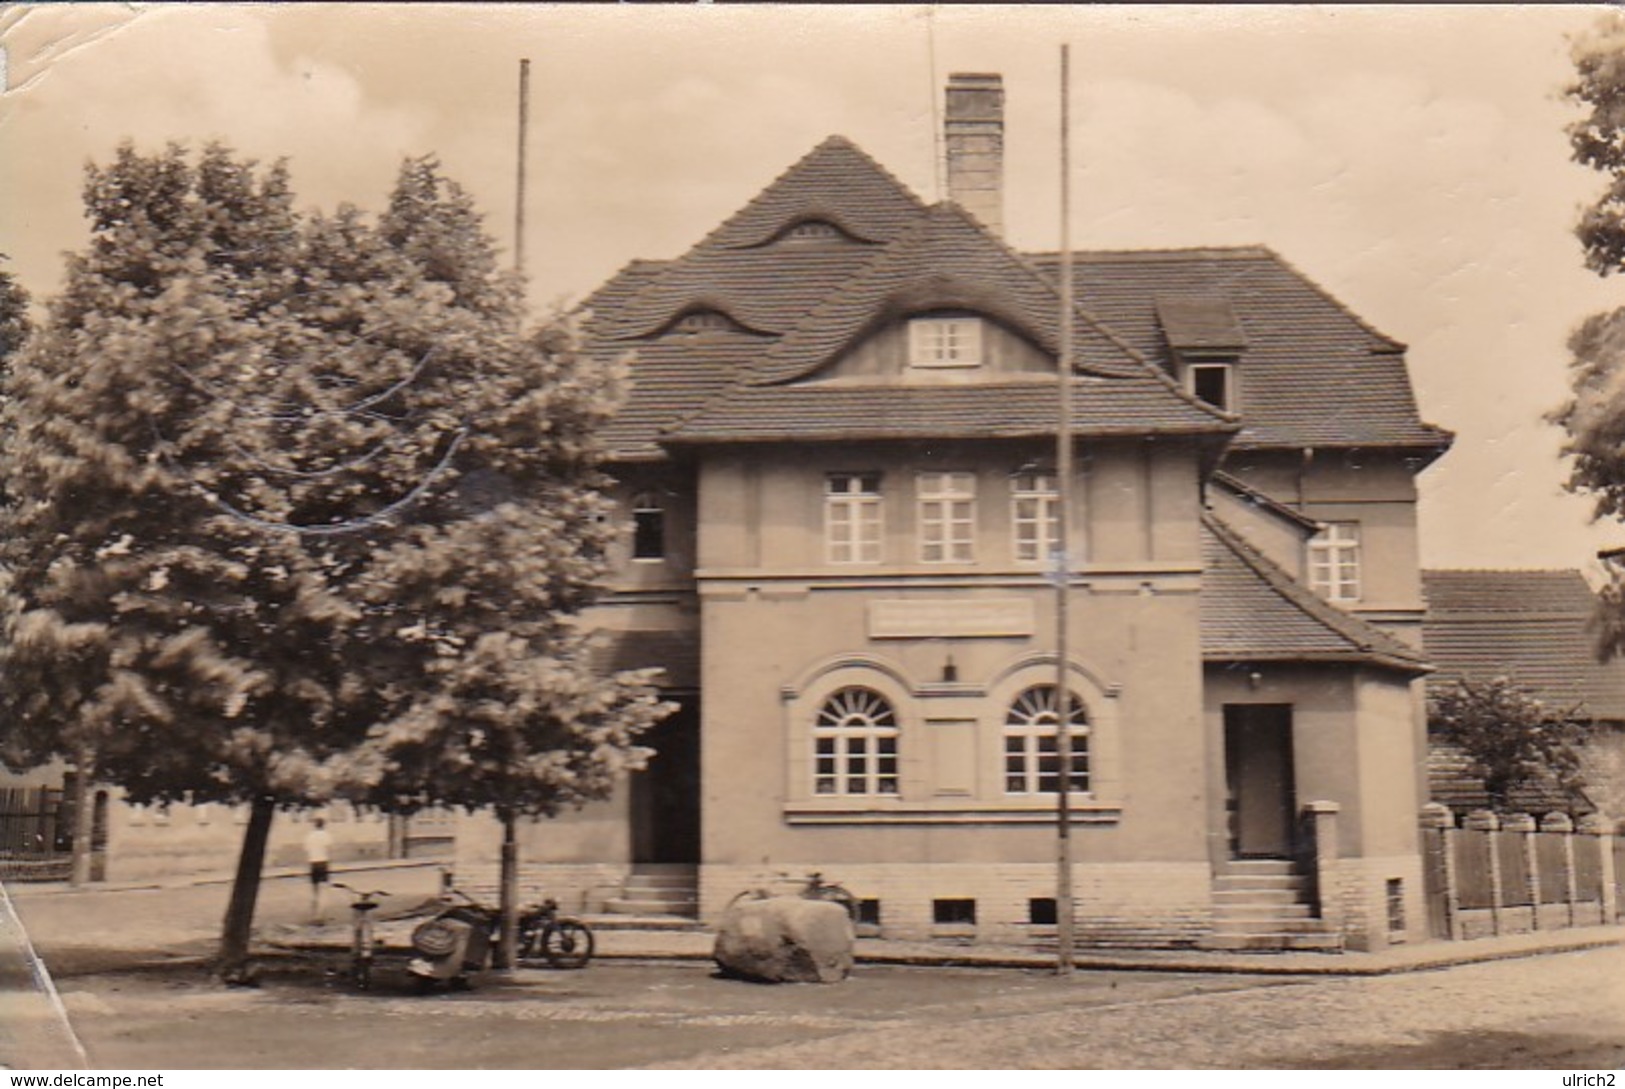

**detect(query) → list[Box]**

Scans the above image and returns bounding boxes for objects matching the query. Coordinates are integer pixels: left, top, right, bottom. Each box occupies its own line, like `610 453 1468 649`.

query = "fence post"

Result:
1541 812 1576 926
1465 809 1501 935
1579 813 1613 925
1419 803 1458 940
1304 800 1343 938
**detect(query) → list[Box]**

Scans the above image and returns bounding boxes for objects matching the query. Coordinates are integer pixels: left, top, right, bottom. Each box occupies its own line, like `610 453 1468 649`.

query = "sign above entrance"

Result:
868 598 1035 639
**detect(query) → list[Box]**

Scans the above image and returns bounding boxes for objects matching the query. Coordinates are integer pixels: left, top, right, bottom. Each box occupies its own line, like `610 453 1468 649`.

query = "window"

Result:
908 317 984 369
1004 685 1090 795
1308 522 1361 602
918 471 976 563
932 898 977 925
1028 897 1058 925
785 220 840 241
631 492 665 561
825 473 883 564
675 310 735 334
1011 471 1060 564
1386 878 1405 933
1189 362 1233 411
814 687 899 796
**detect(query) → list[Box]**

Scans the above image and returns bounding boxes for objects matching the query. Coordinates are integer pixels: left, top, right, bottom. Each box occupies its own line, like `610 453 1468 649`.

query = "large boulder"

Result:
713 896 854 983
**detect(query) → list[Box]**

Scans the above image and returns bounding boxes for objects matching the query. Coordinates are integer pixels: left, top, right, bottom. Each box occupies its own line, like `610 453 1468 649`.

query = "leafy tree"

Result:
0 145 667 977
1427 676 1587 813
1560 13 1625 660
0 255 30 365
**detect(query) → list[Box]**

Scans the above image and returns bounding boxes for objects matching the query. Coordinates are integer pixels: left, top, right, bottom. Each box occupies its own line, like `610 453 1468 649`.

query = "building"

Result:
1422 568 1625 818
478 73 1457 952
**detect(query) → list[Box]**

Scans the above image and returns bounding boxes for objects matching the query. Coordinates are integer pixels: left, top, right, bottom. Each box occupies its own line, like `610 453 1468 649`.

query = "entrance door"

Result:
1223 704 1296 859
630 697 700 864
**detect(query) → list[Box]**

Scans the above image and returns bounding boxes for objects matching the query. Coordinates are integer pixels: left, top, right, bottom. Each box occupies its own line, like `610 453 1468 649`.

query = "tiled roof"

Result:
1209 470 1323 533
1155 295 1247 351
1029 247 1452 452
1202 514 1429 672
591 628 699 690
1422 569 1625 720
584 135 1446 465
663 375 1237 446
1427 742 1591 817
747 203 1153 385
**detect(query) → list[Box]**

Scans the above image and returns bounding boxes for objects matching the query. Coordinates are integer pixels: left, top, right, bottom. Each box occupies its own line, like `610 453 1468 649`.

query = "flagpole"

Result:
1055 42 1076 977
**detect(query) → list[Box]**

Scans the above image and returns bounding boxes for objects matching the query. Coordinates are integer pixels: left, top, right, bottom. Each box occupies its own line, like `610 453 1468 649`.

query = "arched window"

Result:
1004 685 1089 795
814 687 899 796
631 492 665 561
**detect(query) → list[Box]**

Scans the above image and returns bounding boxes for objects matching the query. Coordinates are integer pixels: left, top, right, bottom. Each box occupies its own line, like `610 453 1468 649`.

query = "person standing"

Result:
305 816 332 923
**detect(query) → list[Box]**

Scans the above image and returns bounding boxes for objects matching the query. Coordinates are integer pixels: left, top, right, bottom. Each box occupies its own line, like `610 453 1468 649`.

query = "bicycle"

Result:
331 881 390 990
516 897 595 970
729 870 859 920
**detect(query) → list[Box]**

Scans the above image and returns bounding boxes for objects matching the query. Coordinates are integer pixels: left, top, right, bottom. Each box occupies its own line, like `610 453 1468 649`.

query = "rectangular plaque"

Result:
868 598 1034 639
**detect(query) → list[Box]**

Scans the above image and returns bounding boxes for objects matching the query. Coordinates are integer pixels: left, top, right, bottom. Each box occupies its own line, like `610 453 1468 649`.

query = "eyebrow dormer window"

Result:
786 220 841 241
1189 362 1234 411
675 310 737 334
909 317 984 369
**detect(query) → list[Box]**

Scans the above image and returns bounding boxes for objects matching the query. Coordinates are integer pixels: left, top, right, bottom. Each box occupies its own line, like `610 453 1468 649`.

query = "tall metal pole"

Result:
1054 42 1076 977
497 57 531 972
514 58 531 274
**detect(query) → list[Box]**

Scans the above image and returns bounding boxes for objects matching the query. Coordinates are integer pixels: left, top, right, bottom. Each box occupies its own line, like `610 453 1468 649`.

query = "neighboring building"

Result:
1422 568 1625 818
485 73 1456 952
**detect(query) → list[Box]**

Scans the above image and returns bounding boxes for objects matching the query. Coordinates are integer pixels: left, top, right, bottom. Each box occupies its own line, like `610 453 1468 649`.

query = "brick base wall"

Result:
1336 854 1425 951
701 861 1215 946
451 862 632 914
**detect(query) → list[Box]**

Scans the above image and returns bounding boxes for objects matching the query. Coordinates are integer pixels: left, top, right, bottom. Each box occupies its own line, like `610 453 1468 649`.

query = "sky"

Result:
1 3 1621 572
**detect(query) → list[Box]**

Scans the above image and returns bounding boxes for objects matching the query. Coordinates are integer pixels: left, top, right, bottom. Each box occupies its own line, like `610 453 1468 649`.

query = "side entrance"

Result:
1223 704 1297 859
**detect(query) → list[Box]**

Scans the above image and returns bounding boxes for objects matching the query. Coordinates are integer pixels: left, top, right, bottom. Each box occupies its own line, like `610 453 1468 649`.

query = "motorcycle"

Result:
406 887 594 991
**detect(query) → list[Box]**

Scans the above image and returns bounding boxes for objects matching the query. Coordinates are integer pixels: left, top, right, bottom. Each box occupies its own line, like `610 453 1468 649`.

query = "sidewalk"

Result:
0 884 88 1070
270 911 1625 978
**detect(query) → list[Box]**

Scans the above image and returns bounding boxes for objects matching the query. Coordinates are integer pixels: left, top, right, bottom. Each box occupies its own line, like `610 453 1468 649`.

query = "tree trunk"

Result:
218 796 275 983
69 748 93 887
495 809 518 971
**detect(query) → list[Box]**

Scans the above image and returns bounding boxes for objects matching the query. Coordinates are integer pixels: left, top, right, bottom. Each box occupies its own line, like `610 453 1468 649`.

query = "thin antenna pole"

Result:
515 58 531 274
927 8 943 202
1055 41 1077 978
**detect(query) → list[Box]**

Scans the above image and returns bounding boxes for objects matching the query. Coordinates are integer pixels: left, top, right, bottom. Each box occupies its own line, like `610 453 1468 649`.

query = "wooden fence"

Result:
1420 805 1620 941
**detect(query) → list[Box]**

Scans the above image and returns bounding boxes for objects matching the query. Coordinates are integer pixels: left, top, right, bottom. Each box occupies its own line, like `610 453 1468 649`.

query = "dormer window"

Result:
631 492 666 561
785 220 841 241
909 317 983 369
1189 362 1234 411
675 310 737 334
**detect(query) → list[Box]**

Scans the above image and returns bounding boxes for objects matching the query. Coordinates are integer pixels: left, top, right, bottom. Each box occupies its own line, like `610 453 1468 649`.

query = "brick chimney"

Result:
944 73 1005 237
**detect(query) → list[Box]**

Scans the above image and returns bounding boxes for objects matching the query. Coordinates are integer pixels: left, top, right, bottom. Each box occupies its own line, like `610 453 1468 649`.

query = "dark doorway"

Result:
1223 704 1296 859
630 697 700 864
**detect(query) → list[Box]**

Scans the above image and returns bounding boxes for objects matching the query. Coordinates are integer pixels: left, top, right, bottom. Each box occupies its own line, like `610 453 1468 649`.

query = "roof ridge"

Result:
1253 244 1406 354
1030 244 1275 262
698 135 928 255
1424 567 1589 577
1204 511 1430 672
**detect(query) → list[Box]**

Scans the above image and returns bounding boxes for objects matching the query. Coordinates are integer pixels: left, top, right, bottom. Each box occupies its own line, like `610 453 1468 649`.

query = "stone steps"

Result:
605 864 699 920
1207 859 1342 952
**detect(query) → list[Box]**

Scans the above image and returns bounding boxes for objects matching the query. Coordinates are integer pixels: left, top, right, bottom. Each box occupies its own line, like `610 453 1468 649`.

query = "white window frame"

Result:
826 473 883 564
1011 470 1060 564
908 317 984 369
1188 362 1234 411
1003 685 1090 796
1308 521 1361 602
813 687 900 797
918 471 977 563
